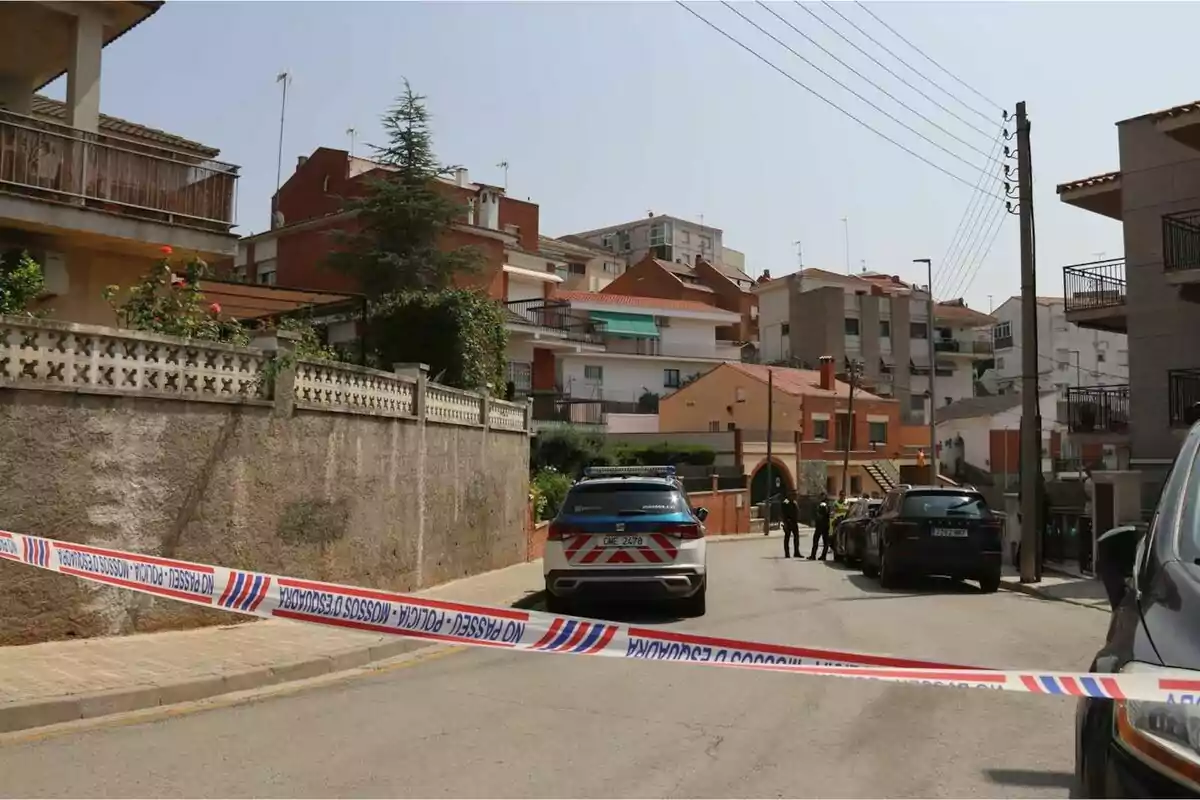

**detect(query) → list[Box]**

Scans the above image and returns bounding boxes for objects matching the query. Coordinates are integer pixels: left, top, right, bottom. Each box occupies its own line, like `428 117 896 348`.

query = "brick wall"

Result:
689 488 751 535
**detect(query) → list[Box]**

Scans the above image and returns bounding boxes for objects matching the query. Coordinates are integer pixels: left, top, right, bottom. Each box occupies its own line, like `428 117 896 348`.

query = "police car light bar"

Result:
583 465 677 478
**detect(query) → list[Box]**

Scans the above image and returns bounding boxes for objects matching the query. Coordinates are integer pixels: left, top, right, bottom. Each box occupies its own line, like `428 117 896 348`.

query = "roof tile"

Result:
555 290 726 314
29 95 220 158
723 362 882 400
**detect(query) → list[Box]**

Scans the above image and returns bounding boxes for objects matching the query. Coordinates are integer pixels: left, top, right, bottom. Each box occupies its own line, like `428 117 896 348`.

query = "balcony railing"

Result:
1168 368 1200 428
1163 210 1200 274
935 338 994 355
0 109 238 231
505 299 606 344
1064 385 1130 435
1063 258 1127 313
505 360 532 396
530 391 606 426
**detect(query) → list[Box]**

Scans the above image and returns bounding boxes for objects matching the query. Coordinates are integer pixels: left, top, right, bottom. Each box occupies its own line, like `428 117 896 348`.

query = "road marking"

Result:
0 644 468 747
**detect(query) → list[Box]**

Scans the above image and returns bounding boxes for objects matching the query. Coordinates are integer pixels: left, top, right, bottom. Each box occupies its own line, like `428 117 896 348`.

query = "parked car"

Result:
833 498 882 565
860 485 1003 592
1074 413 1200 798
542 465 709 617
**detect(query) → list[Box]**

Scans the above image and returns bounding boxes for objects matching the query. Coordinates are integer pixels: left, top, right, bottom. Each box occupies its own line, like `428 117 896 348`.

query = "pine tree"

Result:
328 80 480 298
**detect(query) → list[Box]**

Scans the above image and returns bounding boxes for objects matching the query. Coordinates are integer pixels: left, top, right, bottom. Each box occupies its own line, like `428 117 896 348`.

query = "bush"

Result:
532 467 572 521
369 290 506 392
0 249 45 316
611 442 716 467
531 427 608 477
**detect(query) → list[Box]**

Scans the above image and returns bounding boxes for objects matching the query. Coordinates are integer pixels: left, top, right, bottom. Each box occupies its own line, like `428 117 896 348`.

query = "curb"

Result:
997 578 1110 613
0 584 546 735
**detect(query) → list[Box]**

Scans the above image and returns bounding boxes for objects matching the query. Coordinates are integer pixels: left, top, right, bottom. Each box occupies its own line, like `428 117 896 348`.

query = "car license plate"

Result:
601 535 644 548
931 528 969 538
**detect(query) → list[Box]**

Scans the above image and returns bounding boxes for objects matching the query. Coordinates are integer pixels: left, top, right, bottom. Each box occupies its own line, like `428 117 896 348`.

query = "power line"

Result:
946 202 1009 301
675 2 1004 199
717 1 997 183
855 1 1005 113
820 1 994 125
941 179 1007 300
791 2 995 141
756 2 1002 165
933 128 1005 292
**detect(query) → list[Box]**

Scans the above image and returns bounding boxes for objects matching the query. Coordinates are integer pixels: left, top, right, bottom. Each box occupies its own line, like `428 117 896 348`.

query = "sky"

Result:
45 1 1200 312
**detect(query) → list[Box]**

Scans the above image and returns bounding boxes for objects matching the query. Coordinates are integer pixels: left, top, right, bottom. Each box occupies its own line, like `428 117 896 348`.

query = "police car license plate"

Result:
932 528 969 537
601 535 645 548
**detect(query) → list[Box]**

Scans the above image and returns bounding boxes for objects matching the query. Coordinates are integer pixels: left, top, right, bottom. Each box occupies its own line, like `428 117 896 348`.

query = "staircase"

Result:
865 460 901 493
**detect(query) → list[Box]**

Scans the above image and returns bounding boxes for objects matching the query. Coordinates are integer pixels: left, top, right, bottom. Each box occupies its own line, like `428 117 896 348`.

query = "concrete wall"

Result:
0 319 531 645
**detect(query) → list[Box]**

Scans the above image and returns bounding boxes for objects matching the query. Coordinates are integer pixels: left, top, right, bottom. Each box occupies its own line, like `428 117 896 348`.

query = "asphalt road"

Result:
0 535 1110 798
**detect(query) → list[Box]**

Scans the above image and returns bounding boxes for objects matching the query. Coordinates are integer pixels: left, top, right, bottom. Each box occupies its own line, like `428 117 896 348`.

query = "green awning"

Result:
590 311 660 338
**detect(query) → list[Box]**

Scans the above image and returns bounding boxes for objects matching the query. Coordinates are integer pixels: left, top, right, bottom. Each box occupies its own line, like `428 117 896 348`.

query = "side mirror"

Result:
694 507 709 522
1095 525 1143 610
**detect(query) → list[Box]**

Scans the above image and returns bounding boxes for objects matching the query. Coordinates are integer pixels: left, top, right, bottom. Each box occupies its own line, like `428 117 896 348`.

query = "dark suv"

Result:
860 485 1003 592
1075 415 1200 797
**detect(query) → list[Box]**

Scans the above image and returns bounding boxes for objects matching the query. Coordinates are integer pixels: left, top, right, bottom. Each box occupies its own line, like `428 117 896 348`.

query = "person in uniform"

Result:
781 490 801 558
809 492 832 561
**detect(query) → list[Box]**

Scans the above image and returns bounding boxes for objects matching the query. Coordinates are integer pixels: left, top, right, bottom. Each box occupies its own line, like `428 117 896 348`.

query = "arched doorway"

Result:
750 458 795 506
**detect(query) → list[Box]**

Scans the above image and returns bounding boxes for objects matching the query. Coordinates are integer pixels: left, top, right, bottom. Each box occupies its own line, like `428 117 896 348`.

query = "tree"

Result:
328 80 481 297
0 249 45 316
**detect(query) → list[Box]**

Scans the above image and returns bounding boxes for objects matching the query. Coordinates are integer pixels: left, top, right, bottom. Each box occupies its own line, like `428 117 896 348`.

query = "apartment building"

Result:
0 2 240 325
538 235 627 292
659 360 931 498
754 268 995 425
983 295 1128 394
567 213 754 290
1057 98 1200 531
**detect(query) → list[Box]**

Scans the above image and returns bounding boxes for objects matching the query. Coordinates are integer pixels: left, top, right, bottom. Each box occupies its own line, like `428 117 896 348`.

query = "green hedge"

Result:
531 431 715 476
369 290 506 392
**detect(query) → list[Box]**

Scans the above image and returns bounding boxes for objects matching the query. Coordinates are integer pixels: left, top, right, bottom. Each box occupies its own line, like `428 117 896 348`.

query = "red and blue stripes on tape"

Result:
2 528 1197 705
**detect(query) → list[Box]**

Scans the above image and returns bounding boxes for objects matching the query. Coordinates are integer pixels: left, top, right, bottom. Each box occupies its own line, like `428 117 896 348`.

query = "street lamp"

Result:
914 258 935 484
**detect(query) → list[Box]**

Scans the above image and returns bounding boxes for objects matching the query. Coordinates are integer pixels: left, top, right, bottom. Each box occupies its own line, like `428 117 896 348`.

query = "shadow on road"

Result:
843 572 984 597
983 768 1075 790
566 599 686 625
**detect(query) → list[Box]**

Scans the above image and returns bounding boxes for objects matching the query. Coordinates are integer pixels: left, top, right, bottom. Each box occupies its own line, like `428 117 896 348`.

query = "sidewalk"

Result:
0 559 547 734
998 564 1110 612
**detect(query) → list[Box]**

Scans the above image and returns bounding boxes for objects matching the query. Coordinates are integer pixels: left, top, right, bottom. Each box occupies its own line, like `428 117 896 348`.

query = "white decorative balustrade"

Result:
293 360 416 418
488 399 527 432
426 383 484 426
0 316 270 402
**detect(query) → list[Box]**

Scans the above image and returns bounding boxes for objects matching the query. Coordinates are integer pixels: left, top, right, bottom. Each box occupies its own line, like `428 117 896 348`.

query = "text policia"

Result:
1 528 1195 705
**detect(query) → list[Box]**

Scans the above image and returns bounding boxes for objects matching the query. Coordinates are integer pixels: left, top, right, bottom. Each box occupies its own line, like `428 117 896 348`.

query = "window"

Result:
845 317 861 336
850 475 862 495
664 369 681 388
880 320 891 338
584 365 603 382
649 224 665 247
564 483 686 516
781 323 790 335
604 261 621 274
993 321 1012 340
812 419 830 441
699 235 712 252
682 230 691 244
910 322 928 339
1097 352 1107 363
618 230 631 252
868 421 887 444
708 420 720 432
727 422 737 431
909 395 926 412
901 491 990 519
256 259 277 286
601 233 613 249
569 262 586 275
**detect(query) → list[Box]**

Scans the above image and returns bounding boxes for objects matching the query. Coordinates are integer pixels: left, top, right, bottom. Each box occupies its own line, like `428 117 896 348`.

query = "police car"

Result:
543 466 709 617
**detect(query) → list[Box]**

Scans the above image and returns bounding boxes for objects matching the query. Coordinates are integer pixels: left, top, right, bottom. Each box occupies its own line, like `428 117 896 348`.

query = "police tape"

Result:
3 530 1195 704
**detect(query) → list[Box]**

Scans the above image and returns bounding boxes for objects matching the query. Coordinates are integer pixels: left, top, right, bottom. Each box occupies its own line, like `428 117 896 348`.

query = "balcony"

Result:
1163 211 1200 297
0 109 238 236
934 338 994 358
1062 258 1128 333
1057 171 1122 221
505 299 606 345
1063 385 1131 440
530 391 606 428
1169 368 1200 428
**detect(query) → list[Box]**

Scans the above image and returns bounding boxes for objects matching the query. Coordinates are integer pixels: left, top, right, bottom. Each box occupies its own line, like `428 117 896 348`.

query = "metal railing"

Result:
0 109 238 230
1163 210 1200 274
933 339 961 353
1063 258 1127 313
505 299 606 344
1064 385 1130 434
530 392 606 426
505 361 532 396
1169 368 1200 427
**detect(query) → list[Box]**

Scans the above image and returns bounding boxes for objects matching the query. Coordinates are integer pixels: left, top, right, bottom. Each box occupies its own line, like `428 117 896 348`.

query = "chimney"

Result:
297 155 308 169
694 253 703 266
818 355 835 391
456 167 470 187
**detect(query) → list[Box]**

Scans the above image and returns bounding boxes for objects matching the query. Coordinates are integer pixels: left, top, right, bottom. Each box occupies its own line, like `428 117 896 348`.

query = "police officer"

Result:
809 492 831 561
781 490 801 558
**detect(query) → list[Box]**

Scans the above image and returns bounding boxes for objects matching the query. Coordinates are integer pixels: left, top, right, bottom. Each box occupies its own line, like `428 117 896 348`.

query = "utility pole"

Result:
1016 100 1043 584
842 217 851 275
346 128 357 159
915 258 936 484
497 161 510 191
764 368 774 534
842 359 860 495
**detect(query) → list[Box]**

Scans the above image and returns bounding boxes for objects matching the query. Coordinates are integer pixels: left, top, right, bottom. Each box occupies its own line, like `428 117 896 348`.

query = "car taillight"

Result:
547 521 582 541
660 522 703 539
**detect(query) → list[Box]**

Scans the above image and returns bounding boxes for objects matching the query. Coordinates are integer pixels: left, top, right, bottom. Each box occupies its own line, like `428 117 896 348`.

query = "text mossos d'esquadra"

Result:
56 549 214 597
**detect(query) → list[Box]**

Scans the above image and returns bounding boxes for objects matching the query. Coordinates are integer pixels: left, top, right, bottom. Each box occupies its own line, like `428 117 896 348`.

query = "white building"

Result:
754 268 996 424
934 392 1063 483
984 296 1129 394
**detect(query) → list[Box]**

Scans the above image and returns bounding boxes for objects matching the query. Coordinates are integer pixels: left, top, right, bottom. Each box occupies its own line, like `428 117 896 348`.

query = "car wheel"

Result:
862 553 880 578
978 570 1001 594
682 583 707 617
879 543 900 588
